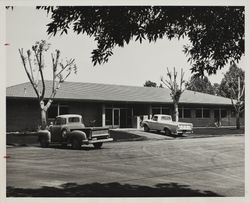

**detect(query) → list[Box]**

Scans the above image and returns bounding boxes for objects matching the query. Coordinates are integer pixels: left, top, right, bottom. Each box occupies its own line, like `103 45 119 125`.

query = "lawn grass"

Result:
193 127 244 135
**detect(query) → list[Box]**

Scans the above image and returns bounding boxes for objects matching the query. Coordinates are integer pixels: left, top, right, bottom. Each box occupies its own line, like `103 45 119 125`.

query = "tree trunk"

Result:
236 112 240 129
174 102 179 122
41 109 47 130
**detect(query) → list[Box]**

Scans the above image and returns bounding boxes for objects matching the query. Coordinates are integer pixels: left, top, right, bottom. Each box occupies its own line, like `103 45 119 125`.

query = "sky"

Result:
6 6 245 88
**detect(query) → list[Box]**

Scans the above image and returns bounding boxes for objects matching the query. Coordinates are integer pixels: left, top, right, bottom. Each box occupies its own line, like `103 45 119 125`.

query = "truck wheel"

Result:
61 129 67 139
144 125 150 132
164 128 171 136
71 138 81 150
93 143 103 149
40 138 49 148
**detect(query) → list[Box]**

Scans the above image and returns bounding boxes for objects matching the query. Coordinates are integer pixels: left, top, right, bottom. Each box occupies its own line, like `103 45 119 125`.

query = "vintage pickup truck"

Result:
141 114 193 136
38 114 113 149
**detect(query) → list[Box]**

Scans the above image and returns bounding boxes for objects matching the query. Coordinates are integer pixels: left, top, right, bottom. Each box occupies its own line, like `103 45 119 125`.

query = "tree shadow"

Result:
7 182 222 197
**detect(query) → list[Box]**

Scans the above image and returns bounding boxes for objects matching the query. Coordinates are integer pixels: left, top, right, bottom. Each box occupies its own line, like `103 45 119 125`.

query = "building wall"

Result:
6 98 245 132
6 99 40 131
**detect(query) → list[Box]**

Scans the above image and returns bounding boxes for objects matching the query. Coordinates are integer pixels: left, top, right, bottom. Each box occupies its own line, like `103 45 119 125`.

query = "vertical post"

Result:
149 104 152 119
57 104 60 116
102 104 105 127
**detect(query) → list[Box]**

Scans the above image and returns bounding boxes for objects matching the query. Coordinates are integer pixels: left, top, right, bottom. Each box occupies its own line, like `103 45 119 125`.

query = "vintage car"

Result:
38 114 113 149
141 114 193 136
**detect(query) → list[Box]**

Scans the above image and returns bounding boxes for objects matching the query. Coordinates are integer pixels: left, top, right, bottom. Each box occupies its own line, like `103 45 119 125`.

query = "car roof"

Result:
154 114 171 117
56 114 82 118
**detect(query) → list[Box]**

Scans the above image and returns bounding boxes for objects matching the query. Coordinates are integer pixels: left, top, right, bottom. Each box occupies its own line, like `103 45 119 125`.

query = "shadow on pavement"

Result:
7 182 222 197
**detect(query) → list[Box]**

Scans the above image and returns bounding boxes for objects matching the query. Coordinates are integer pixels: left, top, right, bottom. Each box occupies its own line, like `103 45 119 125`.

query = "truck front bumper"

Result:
173 130 193 135
85 138 113 144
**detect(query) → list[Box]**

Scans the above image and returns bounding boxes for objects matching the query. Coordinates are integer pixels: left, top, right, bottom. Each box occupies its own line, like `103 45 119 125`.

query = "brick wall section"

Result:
7 99 40 131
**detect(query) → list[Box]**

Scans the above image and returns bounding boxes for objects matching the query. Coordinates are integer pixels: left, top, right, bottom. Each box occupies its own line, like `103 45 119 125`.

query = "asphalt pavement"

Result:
6 135 244 197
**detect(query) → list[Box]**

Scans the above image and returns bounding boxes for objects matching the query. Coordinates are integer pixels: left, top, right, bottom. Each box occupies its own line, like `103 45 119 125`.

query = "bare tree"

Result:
161 67 187 122
18 40 77 130
231 76 244 129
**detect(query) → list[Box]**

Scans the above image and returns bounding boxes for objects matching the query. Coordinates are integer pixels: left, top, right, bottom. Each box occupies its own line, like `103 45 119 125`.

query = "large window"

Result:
221 110 227 118
195 109 202 118
203 109 210 118
178 109 183 118
152 106 170 115
48 105 58 119
48 104 69 119
195 108 210 118
184 109 191 118
162 107 170 115
152 107 161 115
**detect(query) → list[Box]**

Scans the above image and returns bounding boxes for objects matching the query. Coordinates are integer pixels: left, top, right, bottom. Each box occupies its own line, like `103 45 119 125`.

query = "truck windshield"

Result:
55 117 66 125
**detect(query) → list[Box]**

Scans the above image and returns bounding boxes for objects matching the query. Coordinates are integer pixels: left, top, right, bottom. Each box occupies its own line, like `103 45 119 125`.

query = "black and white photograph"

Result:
1 1 248 202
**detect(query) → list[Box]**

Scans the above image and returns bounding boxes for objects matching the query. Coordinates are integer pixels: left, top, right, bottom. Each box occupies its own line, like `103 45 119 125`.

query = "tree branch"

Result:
18 48 40 100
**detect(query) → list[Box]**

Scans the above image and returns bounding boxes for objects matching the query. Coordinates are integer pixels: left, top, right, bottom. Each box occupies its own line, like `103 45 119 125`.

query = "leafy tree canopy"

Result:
38 6 244 76
143 80 163 88
218 64 244 99
186 75 215 95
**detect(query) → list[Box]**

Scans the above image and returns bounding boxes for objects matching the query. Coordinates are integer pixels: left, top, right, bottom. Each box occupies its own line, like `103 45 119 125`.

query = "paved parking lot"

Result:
6 135 244 197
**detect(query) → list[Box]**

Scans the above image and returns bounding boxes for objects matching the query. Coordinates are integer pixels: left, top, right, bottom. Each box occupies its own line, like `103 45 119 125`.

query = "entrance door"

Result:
214 109 221 126
113 108 120 128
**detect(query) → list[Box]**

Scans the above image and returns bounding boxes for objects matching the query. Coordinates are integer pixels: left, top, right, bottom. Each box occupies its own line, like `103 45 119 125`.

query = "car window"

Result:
68 117 80 123
55 117 66 125
161 116 171 121
152 116 158 121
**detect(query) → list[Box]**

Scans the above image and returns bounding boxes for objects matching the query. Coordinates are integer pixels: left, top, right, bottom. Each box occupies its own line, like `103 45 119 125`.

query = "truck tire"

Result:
71 138 82 150
144 125 150 132
164 128 171 136
93 143 103 149
40 138 49 148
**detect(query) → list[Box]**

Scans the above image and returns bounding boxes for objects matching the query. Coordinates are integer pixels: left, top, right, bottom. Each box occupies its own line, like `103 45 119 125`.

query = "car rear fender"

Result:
68 130 87 142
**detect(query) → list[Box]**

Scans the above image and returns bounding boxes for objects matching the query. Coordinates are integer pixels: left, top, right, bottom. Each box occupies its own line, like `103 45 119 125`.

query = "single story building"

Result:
6 80 244 132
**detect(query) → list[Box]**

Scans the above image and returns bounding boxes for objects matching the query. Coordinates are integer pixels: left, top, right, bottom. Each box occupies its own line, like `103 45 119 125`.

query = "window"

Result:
161 116 171 121
203 109 210 118
152 116 158 121
105 109 112 125
59 106 69 115
48 105 58 119
231 109 236 117
184 109 191 118
68 117 80 123
152 107 161 115
195 109 202 118
178 108 183 118
55 117 66 125
221 110 227 118
162 108 170 115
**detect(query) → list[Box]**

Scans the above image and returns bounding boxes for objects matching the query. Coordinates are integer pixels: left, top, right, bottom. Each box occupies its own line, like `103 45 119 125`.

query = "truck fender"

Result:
68 130 87 142
38 130 51 143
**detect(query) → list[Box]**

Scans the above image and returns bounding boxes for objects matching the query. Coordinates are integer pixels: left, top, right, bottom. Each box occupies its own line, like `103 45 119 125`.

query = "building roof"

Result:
6 80 232 105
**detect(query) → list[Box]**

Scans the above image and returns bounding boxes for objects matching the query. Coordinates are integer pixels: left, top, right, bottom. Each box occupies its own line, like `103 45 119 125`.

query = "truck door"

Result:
51 117 66 142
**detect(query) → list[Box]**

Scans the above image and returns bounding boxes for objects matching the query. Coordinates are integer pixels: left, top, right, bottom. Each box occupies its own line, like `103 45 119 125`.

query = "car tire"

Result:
93 143 103 149
164 128 171 136
71 138 81 150
144 125 150 132
40 138 49 148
